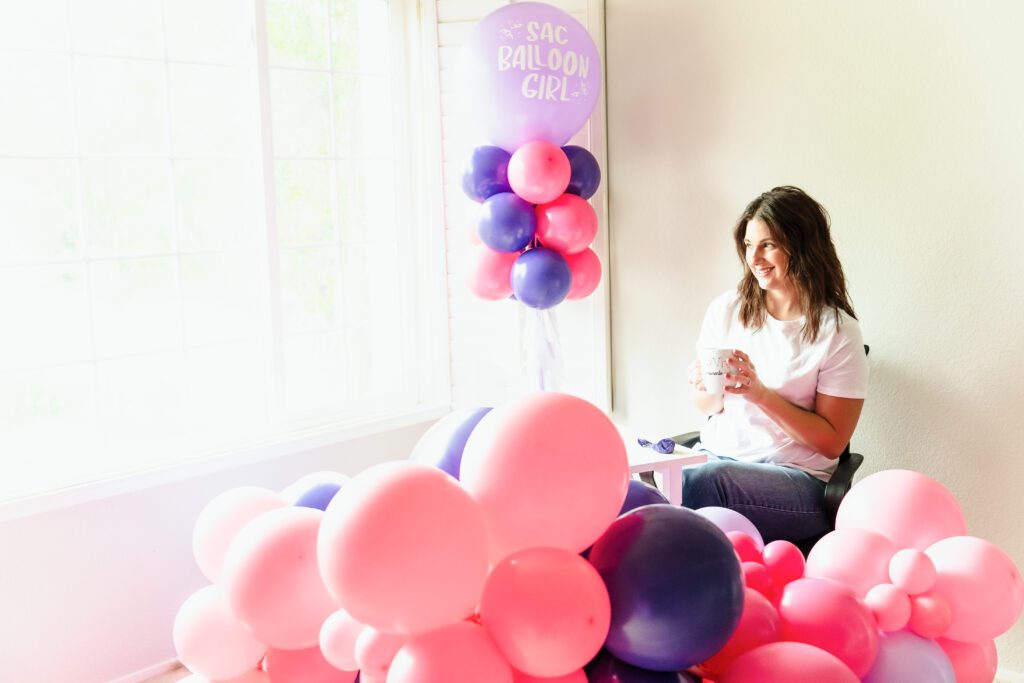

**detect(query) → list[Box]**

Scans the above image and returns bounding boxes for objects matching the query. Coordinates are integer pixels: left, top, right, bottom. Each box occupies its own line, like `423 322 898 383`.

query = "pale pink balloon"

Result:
889 548 937 595
565 247 602 300
512 669 586 683
317 461 489 635
762 540 805 591
221 507 338 650
805 528 899 597
508 141 570 204
721 642 860 683
535 194 597 256
192 486 286 583
354 627 408 680
469 244 518 300
927 535 1024 642
937 638 998 683
864 584 911 632
777 578 880 677
387 621 513 683
263 646 356 683
908 591 953 639
319 609 364 672
702 588 781 676
459 392 629 563
173 585 266 681
836 469 967 550
480 547 610 677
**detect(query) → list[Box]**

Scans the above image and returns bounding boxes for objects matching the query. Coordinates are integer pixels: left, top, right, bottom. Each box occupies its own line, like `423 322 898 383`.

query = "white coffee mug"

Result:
699 348 735 395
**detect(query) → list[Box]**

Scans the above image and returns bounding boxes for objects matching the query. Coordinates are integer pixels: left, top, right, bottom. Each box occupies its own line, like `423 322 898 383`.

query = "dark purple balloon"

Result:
462 145 512 202
586 650 700 682
511 247 571 310
478 192 536 253
588 505 744 671
563 145 601 199
410 407 492 480
619 480 669 516
293 482 343 511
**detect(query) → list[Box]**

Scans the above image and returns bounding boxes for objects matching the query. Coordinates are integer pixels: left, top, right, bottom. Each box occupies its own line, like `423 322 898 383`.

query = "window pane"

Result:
89 257 182 357
0 364 96 432
0 0 69 50
279 246 340 332
186 341 268 432
74 56 168 156
168 63 255 158
180 252 263 346
0 51 73 156
69 0 164 59
331 0 390 73
336 158 396 242
82 159 173 258
175 160 259 251
164 0 251 65
271 68 331 157
276 159 334 245
266 0 329 69
96 351 186 438
333 73 393 157
340 241 400 325
0 159 79 264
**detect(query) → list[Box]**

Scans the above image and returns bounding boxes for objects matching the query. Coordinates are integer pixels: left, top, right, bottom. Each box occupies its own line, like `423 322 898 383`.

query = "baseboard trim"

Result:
109 658 181 683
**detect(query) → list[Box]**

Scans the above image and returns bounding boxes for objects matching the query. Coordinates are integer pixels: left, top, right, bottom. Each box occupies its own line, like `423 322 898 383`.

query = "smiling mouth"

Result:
753 266 774 278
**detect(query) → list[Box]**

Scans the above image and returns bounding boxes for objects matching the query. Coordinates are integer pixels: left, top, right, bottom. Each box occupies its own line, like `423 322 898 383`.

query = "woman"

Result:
685 186 868 544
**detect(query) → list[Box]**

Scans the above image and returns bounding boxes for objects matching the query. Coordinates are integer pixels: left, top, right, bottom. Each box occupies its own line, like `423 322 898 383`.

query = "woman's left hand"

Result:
725 350 767 404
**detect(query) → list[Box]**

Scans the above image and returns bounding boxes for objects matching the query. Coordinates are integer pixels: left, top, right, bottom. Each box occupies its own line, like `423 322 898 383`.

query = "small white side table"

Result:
621 428 708 505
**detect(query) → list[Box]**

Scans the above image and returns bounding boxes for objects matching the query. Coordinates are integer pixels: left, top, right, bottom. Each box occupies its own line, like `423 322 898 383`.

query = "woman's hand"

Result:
724 350 769 404
688 358 706 392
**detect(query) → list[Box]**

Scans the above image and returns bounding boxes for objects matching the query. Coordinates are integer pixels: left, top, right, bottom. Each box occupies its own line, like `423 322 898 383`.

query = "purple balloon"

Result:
511 247 571 309
293 482 342 511
563 145 601 199
409 407 492 480
461 2 602 152
462 145 512 202
478 192 536 252
588 505 744 671
694 506 765 550
863 631 955 683
586 650 700 682
619 480 669 516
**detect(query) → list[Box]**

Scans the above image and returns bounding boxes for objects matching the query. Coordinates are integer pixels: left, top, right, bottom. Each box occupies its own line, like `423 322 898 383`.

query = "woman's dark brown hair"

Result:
733 186 856 342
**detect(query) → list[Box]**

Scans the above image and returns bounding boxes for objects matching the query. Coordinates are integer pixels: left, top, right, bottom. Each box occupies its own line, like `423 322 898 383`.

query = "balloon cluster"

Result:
461 2 604 310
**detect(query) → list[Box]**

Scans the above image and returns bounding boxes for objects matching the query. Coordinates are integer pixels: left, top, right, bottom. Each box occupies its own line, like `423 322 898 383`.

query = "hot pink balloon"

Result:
317 461 489 635
535 194 597 255
702 588 781 676
805 528 899 598
480 547 610 677
387 621 514 683
727 532 763 564
889 548 937 595
221 507 337 650
908 591 953 639
864 584 911 632
173 585 267 681
264 646 356 683
512 669 586 683
777 578 880 677
192 486 286 583
469 244 518 300
319 609 363 672
565 247 601 300
926 535 1024 642
459 392 629 562
762 540 805 590
508 141 570 204
937 638 998 683
355 627 408 680
721 642 859 683
836 469 967 550
742 561 775 601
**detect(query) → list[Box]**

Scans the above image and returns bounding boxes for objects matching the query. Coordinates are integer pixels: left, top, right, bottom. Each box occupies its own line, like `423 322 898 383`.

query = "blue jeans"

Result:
682 455 828 544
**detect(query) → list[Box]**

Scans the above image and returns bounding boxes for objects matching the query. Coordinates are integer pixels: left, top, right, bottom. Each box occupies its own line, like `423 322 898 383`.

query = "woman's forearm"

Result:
753 389 846 458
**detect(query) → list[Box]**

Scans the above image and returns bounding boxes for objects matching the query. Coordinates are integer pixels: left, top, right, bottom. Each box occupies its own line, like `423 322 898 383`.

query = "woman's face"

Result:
743 217 790 291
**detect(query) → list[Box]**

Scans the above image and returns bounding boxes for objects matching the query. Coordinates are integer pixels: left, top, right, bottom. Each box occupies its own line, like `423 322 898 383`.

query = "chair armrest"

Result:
823 450 864 527
671 431 701 449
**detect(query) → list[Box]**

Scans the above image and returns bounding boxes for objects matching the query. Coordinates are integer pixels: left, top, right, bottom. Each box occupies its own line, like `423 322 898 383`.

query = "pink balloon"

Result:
805 528 899 598
702 589 781 676
742 561 775 601
721 642 859 683
512 669 586 683
317 461 489 635
221 507 338 650
889 548 937 595
264 646 356 683
908 591 953 639
319 609 363 672
727 532 763 564
459 392 629 562
926 535 1024 642
173 585 266 681
388 621 513 683
777 578 880 677
836 469 967 550
508 141 570 204
354 627 408 680
937 638 998 683
480 547 610 677
535 194 597 255
762 540 805 591
192 486 286 582
469 244 518 300
565 247 601 300
864 584 912 632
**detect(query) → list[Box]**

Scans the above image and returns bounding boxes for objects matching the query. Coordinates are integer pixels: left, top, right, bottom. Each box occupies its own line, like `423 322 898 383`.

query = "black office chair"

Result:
638 345 869 555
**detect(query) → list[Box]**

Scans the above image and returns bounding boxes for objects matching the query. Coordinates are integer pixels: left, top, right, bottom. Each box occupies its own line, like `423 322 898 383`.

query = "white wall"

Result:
606 0 1024 672
0 420 431 683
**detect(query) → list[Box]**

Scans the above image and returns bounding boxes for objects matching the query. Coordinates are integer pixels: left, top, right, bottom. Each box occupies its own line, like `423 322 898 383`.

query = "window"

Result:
0 0 447 504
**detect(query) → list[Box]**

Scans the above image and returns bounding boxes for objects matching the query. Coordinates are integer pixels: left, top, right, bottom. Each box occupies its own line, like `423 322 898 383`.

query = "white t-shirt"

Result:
696 290 869 481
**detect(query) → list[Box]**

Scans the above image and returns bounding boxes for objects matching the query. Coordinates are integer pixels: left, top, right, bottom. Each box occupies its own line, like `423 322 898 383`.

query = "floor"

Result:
144 666 189 683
